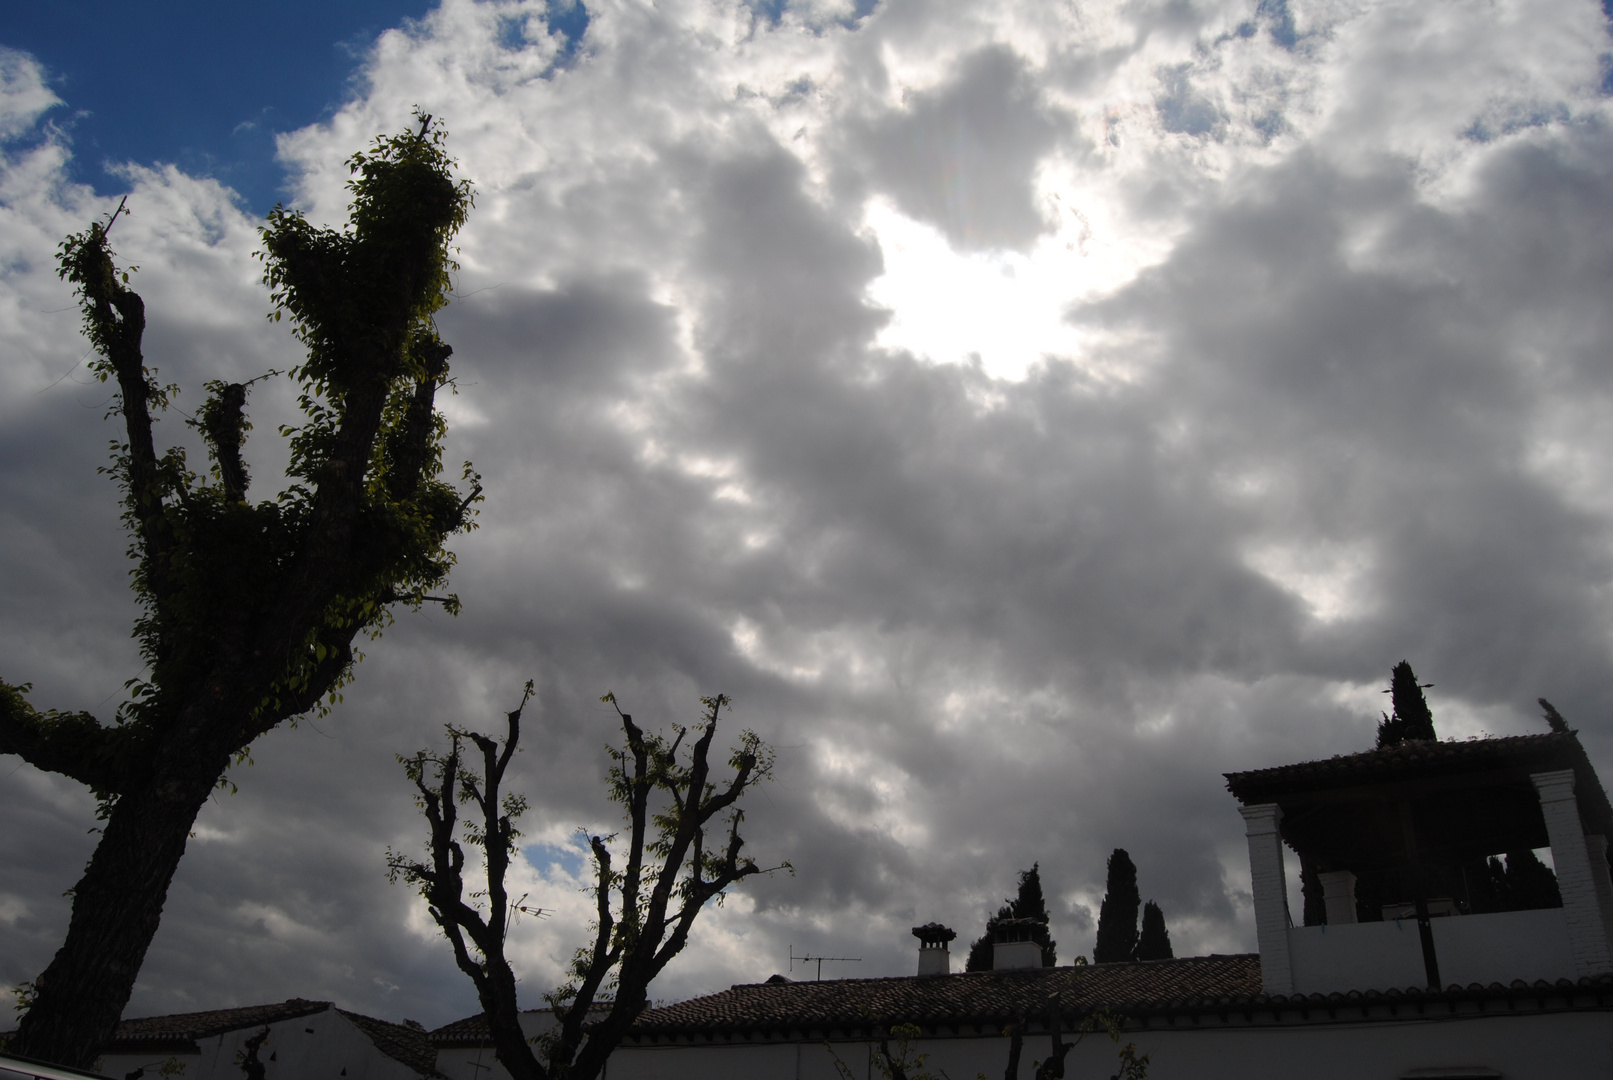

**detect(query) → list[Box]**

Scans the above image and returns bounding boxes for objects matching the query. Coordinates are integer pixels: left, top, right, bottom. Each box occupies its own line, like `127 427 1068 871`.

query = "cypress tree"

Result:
1010 863 1057 966
1376 660 1436 747
1135 900 1173 961
1093 848 1140 963
964 930 995 972
1299 855 1327 926
963 863 1057 970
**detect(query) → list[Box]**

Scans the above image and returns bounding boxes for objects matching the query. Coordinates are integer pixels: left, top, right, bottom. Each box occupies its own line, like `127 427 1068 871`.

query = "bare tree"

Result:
389 688 783 1080
997 995 1149 1080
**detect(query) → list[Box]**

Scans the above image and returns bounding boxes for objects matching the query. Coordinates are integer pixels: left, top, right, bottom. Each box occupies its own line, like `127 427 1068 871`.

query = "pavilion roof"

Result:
1224 731 1613 869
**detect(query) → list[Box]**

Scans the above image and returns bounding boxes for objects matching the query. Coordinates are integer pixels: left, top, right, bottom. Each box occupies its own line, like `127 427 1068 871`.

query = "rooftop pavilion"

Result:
1226 730 1613 996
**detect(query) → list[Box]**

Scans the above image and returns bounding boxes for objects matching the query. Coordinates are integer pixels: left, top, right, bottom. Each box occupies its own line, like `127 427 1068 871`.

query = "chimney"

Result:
991 917 1045 970
912 923 956 976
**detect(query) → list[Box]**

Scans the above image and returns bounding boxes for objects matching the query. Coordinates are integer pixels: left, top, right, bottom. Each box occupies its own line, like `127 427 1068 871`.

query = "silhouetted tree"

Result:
1134 901 1173 961
1299 856 1326 926
1539 698 1571 734
965 930 994 972
1093 849 1140 963
1376 661 1436 747
2 113 476 1068
390 689 783 1080
1499 849 1562 910
963 863 1057 970
1462 857 1504 914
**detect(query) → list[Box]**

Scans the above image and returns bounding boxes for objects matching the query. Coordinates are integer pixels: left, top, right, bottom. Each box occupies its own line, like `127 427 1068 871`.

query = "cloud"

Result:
844 44 1069 250
3 0 1613 1030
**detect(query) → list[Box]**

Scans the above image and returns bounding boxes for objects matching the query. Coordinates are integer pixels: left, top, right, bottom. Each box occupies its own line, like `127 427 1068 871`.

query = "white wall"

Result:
608 1012 1613 1080
1433 908 1576 988
1288 920 1428 995
1286 908 1579 995
96 1007 420 1080
435 1010 561 1080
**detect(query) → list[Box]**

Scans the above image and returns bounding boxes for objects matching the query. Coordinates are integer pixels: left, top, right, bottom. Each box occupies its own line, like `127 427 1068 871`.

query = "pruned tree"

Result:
234 1027 271 1080
0 112 476 1068
1376 661 1436 747
826 1020 936 1080
963 864 1057 971
1134 901 1172 961
1093 849 1139 963
993 1000 1148 1080
389 688 783 1080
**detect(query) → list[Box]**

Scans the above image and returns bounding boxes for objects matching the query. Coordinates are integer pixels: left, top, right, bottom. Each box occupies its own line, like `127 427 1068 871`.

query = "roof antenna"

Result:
788 946 861 982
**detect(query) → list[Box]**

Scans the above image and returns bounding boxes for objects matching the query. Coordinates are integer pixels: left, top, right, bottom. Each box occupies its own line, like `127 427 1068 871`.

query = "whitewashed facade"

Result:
93 1000 437 1080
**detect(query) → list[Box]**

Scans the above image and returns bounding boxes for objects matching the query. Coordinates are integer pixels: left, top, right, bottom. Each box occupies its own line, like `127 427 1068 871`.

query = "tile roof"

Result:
627 958 1613 1039
104 999 332 1050
337 1009 442 1077
1224 731 1613 833
630 955 1263 1034
430 1004 615 1047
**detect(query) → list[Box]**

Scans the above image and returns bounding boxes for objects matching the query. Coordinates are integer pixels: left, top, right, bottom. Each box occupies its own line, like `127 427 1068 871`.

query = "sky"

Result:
4 0 1613 1031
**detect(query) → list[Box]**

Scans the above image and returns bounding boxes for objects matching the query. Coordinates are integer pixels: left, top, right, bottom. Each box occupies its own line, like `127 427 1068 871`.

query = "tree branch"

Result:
195 381 250 501
57 218 173 597
0 681 139 794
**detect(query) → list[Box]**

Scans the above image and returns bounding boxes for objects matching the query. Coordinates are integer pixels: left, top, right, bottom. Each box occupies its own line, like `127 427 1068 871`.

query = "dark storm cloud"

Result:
3 0 1613 1031
1083 132 1613 726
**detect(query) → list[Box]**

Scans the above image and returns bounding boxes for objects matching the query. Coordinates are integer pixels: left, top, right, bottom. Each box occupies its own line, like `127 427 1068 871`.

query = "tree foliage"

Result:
1376 660 1436 747
1 112 476 1068
1538 698 1571 734
964 863 1057 971
1299 855 1326 927
389 690 783 1080
1465 849 1563 914
1093 849 1140 964
1134 901 1172 962
993 1003 1148 1080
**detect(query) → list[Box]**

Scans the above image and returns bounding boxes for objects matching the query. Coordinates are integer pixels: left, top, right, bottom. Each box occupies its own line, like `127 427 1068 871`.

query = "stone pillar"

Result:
1318 870 1358 925
1240 803 1295 995
1532 770 1613 977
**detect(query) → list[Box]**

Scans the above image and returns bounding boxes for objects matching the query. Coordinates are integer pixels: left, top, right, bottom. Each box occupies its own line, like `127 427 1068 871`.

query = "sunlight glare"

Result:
862 199 1091 381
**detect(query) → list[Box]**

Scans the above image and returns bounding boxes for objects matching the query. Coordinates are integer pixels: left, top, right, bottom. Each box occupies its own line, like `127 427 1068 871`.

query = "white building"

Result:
586 729 1613 1079
88 729 1610 1080
431 1005 612 1080
92 999 441 1080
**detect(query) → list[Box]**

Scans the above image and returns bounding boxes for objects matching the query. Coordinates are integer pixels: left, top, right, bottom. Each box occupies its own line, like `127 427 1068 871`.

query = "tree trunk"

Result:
480 969 544 1080
12 762 219 1067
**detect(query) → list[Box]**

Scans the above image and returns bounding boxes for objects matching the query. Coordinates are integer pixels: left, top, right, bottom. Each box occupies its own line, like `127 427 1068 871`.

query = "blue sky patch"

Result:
1156 65 1221 137
1256 0 1298 50
545 0 591 64
497 13 531 51
3 0 437 215
525 839 590 879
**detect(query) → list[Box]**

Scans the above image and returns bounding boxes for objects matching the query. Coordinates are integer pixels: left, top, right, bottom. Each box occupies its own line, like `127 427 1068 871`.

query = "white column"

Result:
1532 770 1613 977
1582 834 1613 942
1240 803 1295 995
1318 870 1358 925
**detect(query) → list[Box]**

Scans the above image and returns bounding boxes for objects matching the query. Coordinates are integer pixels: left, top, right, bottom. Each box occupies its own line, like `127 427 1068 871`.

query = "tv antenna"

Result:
789 946 861 981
